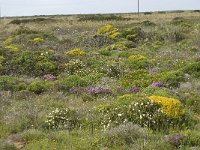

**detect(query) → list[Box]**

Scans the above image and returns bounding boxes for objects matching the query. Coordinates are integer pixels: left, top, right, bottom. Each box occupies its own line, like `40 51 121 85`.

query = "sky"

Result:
0 0 200 17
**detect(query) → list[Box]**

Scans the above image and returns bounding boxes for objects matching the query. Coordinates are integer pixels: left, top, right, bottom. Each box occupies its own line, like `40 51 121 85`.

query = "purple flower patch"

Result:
87 87 112 95
151 82 163 88
129 87 140 93
43 74 57 80
167 133 185 147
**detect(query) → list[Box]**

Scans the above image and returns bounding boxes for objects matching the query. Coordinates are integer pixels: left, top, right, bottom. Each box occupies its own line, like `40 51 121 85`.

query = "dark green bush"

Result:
182 62 200 78
121 27 144 42
35 61 56 76
9 18 54 25
13 27 40 35
186 95 200 114
0 76 26 92
78 14 128 21
141 20 156 26
160 70 185 88
144 12 153 15
60 75 88 91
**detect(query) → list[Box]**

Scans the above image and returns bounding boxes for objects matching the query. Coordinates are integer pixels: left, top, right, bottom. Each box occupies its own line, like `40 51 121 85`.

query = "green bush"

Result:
35 61 56 75
27 81 46 94
186 95 200 114
121 27 144 42
182 62 200 78
160 70 185 88
120 70 154 87
60 75 88 91
0 76 26 91
4 50 59 76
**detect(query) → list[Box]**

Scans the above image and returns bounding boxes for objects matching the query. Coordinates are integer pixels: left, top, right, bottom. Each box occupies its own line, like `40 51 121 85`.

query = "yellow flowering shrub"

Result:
128 55 146 60
148 96 185 117
97 25 120 39
5 45 19 51
65 48 86 57
33 37 44 44
3 37 15 45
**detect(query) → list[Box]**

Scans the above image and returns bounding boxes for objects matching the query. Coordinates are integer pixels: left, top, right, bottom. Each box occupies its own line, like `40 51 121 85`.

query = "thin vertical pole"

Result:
138 0 140 16
0 5 1 22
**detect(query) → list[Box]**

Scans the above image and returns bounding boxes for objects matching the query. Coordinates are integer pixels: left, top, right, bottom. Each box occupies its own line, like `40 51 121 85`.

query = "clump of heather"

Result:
151 82 163 88
43 74 57 80
167 133 185 147
129 87 140 93
87 87 112 96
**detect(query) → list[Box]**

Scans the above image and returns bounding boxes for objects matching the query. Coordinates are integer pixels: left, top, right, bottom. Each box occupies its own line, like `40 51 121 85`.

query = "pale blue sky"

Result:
0 0 200 16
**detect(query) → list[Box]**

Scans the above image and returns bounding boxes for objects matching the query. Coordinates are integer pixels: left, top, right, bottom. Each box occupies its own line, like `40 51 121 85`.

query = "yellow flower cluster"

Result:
128 55 146 60
5 45 19 51
65 48 86 57
97 25 120 39
33 37 44 43
148 96 185 117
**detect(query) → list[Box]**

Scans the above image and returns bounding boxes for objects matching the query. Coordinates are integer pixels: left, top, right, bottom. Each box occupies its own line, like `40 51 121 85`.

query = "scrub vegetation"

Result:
0 10 200 150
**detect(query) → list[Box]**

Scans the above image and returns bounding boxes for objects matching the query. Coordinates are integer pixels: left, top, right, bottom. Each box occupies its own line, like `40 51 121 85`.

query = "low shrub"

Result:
166 133 185 147
104 122 147 146
121 27 144 42
120 70 154 87
27 81 47 94
87 87 112 96
97 25 120 39
9 18 53 25
65 59 86 75
60 75 88 91
65 48 86 57
45 108 79 130
106 42 128 51
98 95 191 131
78 14 128 21
148 96 185 118
182 62 200 78
160 70 185 88
141 20 156 26
0 76 27 92
186 95 200 114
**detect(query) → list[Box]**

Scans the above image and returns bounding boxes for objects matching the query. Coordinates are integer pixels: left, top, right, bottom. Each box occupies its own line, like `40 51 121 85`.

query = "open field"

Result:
0 10 200 149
